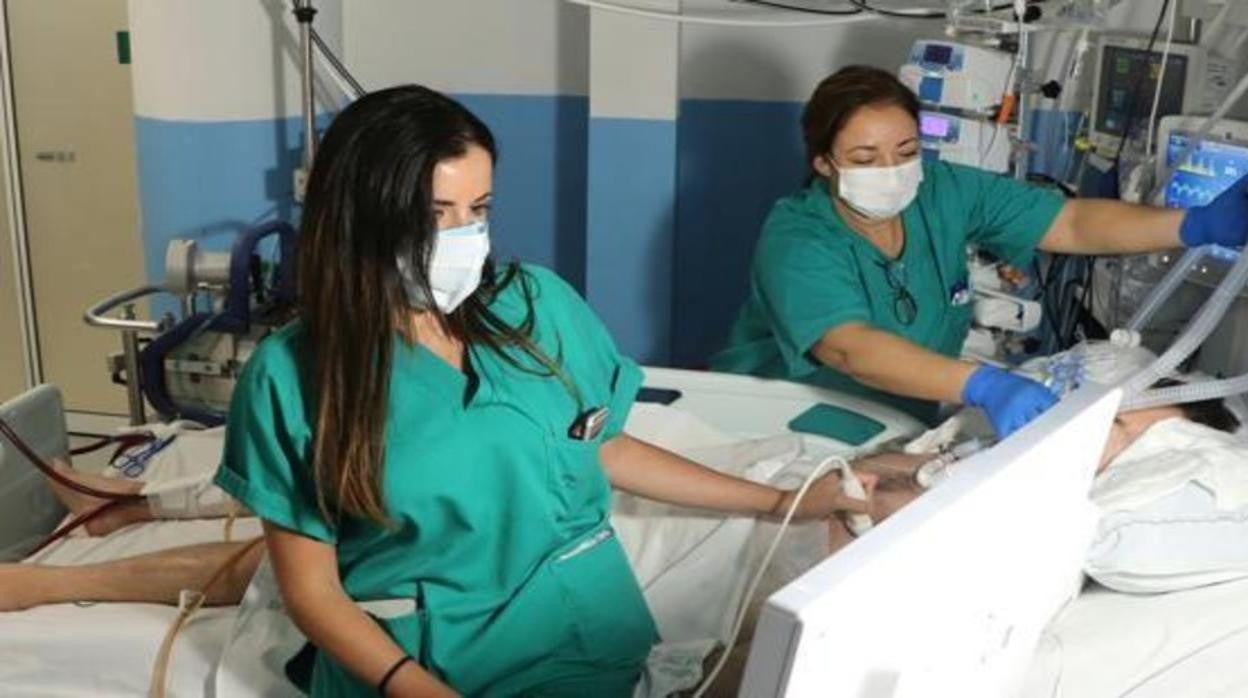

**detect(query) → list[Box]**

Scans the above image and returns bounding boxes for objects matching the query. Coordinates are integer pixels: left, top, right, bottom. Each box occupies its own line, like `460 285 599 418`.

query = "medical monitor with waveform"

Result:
1163 129 1248 211
740 387 1121 697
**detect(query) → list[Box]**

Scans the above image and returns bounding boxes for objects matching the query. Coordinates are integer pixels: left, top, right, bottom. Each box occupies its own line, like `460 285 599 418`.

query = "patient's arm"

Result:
600 434 875 521
851 451 933 481
0 540 261 612
45 458 252 535
45 458 154 536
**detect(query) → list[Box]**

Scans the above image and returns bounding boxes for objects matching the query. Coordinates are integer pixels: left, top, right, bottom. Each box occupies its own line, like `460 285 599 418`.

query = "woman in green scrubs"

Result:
714 65 1248 438
213 86 872 698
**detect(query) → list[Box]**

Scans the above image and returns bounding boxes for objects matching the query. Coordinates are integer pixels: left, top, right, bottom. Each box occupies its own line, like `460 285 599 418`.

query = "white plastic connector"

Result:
1110 328 1142 348
838 461 874 535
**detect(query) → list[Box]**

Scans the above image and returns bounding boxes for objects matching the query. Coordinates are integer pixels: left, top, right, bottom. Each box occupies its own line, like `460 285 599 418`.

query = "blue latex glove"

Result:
962 365 1059 439
1180 174 1248 248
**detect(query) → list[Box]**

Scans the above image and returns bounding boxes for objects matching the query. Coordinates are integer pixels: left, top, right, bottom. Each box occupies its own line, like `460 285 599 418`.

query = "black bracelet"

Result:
377 655 414 696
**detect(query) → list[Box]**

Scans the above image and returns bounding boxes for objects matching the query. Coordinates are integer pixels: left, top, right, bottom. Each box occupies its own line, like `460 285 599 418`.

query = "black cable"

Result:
310 28 367 97
1026 172 1077 198
740 0 862 15
1042 254 1071 349
1110 0 1172 169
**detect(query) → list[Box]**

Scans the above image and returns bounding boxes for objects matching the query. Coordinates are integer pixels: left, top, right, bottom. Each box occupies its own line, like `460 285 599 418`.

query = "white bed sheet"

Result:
12 398 1247 698
1023 576 1248 698
0 518 262 697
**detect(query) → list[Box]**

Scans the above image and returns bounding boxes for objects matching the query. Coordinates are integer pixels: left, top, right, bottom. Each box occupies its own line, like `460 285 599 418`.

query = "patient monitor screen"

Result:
1096 46 1187 140
1164 132 1248 210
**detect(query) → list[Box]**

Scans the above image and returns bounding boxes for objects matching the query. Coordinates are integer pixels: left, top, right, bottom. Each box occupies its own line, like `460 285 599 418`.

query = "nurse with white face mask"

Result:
713 65 1248 439
215 85 875 698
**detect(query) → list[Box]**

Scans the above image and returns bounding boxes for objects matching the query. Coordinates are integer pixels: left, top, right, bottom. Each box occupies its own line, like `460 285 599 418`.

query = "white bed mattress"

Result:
6 377 1245 697
9 519 1248 698
0 393 893 698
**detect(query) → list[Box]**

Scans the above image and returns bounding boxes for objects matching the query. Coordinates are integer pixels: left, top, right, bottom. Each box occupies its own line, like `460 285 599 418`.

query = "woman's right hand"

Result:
773 469 878 522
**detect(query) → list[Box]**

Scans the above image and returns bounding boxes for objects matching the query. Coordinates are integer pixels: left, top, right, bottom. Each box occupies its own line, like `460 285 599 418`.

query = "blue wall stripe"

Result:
133 95 810 371
586 116 678 364
455 94 588 290
134 96 589 298
133 114 309 317
673 98 806 367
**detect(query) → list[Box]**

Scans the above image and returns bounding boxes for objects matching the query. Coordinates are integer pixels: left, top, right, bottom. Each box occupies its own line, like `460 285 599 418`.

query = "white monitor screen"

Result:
741 387 1121 698
1095 46 1187 141
1164 132 1248 210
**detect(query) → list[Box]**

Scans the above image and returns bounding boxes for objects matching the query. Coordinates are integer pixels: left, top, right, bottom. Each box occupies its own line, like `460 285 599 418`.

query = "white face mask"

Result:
834 158 924 221
396 219 491 313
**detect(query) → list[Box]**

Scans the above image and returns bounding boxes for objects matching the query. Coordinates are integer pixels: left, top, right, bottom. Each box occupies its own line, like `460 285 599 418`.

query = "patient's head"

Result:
1098 382 1241 471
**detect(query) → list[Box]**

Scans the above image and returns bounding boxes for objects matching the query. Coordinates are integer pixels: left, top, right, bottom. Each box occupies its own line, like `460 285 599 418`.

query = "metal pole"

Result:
120 305 146 425
0 0 43 388
1014 10 1031 181
294 0 317 171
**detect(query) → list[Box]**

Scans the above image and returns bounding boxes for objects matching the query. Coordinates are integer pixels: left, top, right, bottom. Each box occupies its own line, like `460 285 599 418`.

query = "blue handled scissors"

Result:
111 434 177 479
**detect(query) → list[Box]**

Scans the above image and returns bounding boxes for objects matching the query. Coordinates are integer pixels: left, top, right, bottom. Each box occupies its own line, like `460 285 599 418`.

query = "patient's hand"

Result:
778 470 879 521
852 451 932 479
45 459 149 536
826 473 924 553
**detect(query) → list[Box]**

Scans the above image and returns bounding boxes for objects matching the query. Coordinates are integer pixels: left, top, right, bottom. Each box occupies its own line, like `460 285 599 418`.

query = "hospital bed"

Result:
2 373 1247 697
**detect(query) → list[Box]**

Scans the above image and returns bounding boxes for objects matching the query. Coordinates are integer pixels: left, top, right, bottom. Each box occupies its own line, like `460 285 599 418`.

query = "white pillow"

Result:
1086 418 1248 593
1086 481 1248 593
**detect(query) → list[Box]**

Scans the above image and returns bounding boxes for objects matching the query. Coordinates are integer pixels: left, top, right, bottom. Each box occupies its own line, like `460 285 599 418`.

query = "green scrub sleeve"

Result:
754 228 871 378
214 339 335 543
953 164 1066 267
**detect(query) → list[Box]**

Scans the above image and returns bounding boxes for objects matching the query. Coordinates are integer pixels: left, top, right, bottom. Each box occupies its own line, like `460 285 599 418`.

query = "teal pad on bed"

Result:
787 403 885 446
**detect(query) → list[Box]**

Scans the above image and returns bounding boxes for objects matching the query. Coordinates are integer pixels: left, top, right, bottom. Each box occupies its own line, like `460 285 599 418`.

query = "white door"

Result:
0 122 26 400
8 0 144 414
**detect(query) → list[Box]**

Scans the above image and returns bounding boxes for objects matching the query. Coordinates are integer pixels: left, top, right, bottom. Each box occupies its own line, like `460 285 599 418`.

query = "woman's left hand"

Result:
772 470 877 522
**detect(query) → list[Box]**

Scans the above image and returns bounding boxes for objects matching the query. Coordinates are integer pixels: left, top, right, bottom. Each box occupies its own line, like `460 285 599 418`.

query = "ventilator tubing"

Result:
1125 247 1204 333
1120 244 1248 410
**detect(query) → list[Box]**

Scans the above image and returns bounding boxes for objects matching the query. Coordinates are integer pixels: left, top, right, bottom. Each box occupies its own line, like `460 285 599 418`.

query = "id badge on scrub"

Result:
569 406 610 441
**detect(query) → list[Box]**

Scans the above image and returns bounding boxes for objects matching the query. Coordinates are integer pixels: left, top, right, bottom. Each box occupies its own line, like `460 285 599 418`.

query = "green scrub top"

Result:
712 161 1065 425
214 264 658 697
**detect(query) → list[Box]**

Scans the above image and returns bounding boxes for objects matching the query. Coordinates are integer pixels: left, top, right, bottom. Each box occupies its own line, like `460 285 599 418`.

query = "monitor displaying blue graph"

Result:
1164 132 1248 210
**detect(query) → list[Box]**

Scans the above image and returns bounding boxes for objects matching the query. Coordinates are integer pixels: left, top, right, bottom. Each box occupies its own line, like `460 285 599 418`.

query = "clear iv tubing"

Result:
1121 245 1248 410
691 454 850 698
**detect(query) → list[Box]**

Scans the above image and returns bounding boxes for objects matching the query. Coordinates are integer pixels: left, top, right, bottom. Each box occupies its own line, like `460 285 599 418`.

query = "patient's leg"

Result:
46 458 154 535
0 539 261 612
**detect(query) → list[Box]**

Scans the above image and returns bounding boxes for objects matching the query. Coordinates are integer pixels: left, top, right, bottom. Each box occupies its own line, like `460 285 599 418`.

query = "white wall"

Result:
130 0 342 121
344 0 588 96
679 0 943 103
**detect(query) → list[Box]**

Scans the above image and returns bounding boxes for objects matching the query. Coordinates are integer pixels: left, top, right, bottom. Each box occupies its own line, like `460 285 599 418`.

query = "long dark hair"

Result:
800 65 921 181
298 85 560 526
